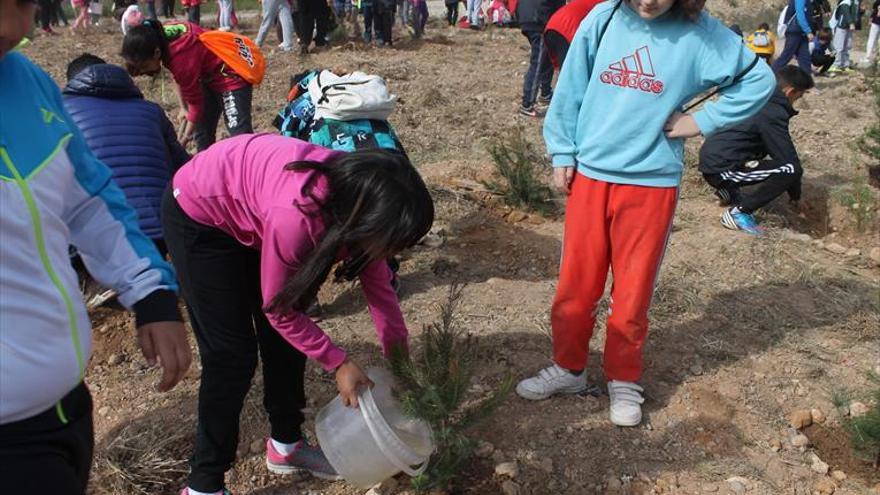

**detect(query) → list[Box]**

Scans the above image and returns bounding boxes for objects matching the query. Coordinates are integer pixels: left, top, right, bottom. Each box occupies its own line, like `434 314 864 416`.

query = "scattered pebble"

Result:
870 247 880 265
810 453 830 475
701 483 718 492
250 439 264 455
769 438 782 452
726 476 752 493
726 479 747 495
790 409 813 429
107 354 122 366
791 434 810 448
690 364 704 376
831 470 846 481
815 478 836 495
811 408 827 424
606 476 623 491
845 248 860 257
495 461 519 479
849 401 870 417
500 480 521 495
98 406 110 417
783 231 812 242
824 242 847 255
539 457 553 473
475 441 495 458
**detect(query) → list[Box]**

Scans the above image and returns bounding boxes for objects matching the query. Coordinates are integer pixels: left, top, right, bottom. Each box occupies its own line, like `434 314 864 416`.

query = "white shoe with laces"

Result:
608 380 645 426
516 364 587 401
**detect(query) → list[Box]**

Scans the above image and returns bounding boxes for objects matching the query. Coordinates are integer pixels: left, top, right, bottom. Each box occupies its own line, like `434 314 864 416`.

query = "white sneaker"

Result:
608 380 644 427
516 364 587 400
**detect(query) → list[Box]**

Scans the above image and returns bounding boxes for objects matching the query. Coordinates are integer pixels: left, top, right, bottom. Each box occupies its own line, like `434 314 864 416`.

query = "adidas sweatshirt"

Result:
544 0 776 188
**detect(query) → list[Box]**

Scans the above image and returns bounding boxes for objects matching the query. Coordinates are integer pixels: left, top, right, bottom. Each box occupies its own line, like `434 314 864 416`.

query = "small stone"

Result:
367 477 398 495
791 434 810 447
606 476 623 491
98 406 110 417
107 354 123 366
539 457 553 473
825 242 847 254
869 247 880 265
506 211 528 223
790 409 813 429
811 408 827 424
850 401 870 417
810 453 830 475
475 440 495 458
500 480 521 495
726 479 747 495
701 483 718 492
690 364 704 376
815 478 836 495
420 232 445 248
770 438 782 452
495 461 519 479
365 489 382 495
250 439 264 455
831 470 846 481
783 231 812 242
845 248 861 257
726 477 752 493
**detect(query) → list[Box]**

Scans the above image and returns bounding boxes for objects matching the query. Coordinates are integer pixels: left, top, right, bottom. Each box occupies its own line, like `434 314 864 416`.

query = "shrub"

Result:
484 129 557 216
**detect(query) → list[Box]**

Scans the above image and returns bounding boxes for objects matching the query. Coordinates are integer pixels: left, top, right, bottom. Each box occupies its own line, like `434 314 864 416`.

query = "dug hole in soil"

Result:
20 0 880 493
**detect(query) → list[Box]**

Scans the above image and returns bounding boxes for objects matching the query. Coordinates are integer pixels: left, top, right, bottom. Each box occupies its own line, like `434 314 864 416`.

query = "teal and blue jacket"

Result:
0 52 181 424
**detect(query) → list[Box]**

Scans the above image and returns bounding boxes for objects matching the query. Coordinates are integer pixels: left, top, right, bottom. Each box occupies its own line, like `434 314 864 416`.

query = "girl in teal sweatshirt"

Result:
517 0 775 427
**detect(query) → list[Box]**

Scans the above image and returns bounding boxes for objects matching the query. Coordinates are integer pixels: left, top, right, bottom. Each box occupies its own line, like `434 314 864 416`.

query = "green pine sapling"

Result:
389 283 513 491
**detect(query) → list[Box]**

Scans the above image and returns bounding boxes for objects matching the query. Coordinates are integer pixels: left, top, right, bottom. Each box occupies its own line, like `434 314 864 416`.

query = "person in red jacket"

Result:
544 0 603 71
121 20 253 151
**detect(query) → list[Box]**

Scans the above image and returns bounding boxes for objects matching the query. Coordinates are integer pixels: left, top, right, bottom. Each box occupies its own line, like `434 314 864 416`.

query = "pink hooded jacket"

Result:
172 133 409 370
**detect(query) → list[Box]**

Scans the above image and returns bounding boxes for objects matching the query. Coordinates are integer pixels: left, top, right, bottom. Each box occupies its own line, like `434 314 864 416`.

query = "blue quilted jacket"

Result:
63 64 190 239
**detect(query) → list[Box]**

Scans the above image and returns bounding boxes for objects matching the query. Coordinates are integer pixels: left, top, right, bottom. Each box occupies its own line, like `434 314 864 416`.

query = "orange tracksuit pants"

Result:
552 175 677 382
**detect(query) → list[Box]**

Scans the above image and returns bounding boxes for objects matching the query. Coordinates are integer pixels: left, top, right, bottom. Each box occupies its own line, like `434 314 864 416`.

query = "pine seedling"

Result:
389 283 513 491
483 129 557 216
843 372 880 468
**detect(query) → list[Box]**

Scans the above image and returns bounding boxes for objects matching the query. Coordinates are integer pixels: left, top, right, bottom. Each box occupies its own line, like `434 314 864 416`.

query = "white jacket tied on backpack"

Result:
307 70 398 122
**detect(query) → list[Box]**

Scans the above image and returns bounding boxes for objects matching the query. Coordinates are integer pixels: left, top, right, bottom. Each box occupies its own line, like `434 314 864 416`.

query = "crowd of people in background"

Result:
2 0 879 494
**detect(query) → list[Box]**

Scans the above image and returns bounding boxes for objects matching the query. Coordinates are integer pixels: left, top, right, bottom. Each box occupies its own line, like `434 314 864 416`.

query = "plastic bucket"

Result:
315 368 434 488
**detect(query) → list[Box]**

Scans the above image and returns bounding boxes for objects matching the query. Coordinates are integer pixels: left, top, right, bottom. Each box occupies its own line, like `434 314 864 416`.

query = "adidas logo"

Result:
599 46 664 95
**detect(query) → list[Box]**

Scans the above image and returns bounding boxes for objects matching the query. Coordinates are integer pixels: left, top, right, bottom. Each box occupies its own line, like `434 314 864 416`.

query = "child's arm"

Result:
158 107 192 172
543 16 595 169
259 210 348 372
45 75 190 391
793 0 813 36
690 27 776 138
358 260 408 355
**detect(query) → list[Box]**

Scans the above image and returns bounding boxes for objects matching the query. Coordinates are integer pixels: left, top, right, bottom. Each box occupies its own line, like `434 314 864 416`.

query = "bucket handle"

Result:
359 386 430 477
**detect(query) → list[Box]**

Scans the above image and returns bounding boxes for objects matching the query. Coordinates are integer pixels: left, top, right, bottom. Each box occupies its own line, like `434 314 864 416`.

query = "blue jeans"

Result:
522 30 553 107
772 33 811 74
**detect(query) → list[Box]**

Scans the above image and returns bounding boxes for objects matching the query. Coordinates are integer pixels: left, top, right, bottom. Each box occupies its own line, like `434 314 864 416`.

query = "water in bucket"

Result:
315 368 434 488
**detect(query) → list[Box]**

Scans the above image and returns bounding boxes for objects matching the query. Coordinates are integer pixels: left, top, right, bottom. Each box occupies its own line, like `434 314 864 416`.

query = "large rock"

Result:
810 453 830 475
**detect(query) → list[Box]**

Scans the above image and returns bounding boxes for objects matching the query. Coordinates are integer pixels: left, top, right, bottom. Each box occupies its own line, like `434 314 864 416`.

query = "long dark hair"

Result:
121 19 171 66
268 149 434 315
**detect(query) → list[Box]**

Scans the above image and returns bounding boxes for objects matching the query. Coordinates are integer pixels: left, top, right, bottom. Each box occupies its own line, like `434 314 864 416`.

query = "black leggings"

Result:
445 2 458 25
161 190 307 493
0 383 94 495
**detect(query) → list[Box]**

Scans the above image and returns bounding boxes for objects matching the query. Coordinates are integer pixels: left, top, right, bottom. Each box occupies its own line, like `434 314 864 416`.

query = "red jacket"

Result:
545 0 603 41
544 0 603 70
165 22 248 123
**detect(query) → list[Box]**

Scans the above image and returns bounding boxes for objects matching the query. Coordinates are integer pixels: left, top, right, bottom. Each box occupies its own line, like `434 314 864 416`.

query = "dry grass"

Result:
92 417 192 495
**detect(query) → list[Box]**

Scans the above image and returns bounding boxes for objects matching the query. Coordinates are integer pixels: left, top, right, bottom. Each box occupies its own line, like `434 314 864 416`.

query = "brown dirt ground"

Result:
19 1 880 494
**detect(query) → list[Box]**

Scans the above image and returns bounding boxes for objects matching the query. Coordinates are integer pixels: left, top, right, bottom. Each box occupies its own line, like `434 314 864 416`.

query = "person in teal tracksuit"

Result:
0 1 192 493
